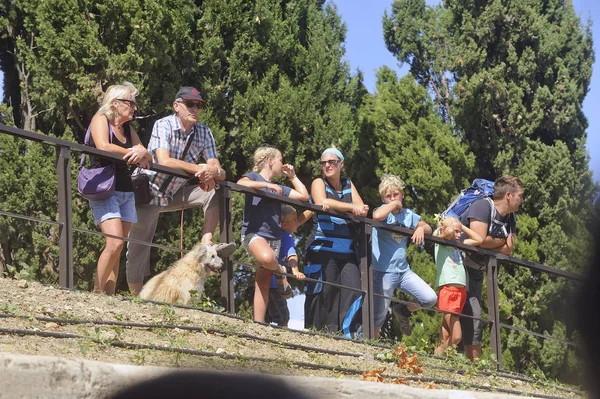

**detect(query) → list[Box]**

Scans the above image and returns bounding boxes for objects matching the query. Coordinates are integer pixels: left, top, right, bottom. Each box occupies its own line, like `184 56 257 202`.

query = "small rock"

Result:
216 348 226 354
362 353 374 361
17 280 28 289
103 330 118 341
180 317 191 324
42 307 55 317
45 322 59 330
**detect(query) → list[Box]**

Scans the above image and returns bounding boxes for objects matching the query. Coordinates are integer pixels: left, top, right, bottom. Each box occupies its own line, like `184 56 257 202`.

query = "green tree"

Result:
383 0 597 380
0 1 366 309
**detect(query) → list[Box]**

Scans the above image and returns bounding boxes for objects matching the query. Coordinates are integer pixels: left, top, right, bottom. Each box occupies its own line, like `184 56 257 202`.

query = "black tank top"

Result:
89 120 134 192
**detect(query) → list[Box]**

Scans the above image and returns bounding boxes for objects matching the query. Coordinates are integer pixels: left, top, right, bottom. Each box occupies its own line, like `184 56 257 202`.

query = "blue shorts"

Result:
89 191 137 225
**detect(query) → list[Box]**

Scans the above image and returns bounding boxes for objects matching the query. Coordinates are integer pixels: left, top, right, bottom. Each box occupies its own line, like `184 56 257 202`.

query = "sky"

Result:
333 0 600 183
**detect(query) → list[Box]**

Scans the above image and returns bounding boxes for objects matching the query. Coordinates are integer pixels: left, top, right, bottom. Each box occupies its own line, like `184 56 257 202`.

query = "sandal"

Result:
215 242 237 258
274 264 287 279
277 283 293 300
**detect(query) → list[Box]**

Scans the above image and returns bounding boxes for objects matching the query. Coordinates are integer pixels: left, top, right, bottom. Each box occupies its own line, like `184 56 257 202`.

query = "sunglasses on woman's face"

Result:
319 159 341 167
117 99 138 108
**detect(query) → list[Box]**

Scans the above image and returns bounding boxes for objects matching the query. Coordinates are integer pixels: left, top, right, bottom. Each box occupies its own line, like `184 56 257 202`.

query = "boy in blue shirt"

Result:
372 174 437 339
266 205 306 326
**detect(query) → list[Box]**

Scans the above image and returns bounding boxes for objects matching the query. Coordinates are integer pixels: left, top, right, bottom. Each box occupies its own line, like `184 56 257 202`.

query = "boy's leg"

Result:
399 269 438 310
372 271 394 339
267 288 290 327
394 269 438 336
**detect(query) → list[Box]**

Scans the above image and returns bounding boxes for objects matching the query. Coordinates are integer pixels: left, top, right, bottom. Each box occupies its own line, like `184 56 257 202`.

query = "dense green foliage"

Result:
0 0 597 382
383 0 597 381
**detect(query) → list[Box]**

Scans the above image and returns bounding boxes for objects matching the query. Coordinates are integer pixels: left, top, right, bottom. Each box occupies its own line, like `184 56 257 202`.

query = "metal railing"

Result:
0 123 585 371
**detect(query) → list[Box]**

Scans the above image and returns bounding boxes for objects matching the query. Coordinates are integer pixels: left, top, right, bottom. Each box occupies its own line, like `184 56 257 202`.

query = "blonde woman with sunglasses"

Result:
87 82 151 295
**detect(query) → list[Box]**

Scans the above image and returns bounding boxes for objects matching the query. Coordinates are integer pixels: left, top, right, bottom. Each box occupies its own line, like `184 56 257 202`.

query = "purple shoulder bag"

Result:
77 119 116 201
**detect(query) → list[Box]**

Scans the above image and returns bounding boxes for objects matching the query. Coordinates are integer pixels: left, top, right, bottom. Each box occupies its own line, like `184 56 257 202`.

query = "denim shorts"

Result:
241 233 281 255
89 191 137 225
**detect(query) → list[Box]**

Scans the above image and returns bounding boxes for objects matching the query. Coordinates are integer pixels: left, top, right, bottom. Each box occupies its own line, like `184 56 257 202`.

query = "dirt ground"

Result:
0 278 581 398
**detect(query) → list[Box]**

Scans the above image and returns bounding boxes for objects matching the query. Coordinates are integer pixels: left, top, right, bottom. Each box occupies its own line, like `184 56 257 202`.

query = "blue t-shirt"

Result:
371 207 421 273
270 232 297 288
241 171 292 240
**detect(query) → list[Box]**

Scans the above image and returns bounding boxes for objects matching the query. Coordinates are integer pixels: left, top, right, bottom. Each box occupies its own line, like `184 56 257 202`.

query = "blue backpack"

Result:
442 179 495 220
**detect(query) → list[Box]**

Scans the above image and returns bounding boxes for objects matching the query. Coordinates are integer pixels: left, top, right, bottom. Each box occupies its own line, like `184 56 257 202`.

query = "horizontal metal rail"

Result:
0 122 584 370
0 210 62 226
500 323 578 347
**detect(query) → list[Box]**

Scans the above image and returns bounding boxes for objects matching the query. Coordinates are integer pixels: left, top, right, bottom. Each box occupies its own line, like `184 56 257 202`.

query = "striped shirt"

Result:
306 177 355 255
139 114 218 206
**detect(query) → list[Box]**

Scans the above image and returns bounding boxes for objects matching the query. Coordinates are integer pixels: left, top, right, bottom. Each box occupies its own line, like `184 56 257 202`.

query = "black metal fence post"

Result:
486 255 502 369
359 222 374 339
219 185 235 313
56 146 73 289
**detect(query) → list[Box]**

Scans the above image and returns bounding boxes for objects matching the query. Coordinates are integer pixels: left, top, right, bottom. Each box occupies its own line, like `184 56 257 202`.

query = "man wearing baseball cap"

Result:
126 86 236 295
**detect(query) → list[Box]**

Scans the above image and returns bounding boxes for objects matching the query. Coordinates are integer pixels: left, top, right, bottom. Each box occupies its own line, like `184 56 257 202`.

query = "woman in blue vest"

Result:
304 148 369 338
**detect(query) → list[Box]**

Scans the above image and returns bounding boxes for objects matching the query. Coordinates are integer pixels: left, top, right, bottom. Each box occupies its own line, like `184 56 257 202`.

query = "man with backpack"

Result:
458 176 524 361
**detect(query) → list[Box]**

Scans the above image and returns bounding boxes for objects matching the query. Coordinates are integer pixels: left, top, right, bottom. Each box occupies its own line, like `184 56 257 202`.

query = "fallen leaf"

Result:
392 377 408 384
361 367 386 382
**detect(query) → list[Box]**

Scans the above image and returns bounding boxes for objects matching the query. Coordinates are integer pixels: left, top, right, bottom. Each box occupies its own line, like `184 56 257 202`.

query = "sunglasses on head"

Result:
178 100 204 110
319 159 341 167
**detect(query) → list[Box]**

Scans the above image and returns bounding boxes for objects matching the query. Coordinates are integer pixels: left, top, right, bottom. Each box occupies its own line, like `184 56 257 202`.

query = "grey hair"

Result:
97 82 138 119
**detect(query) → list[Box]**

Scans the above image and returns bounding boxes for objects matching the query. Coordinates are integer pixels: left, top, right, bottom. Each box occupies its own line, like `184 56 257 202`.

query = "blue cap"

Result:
321 148 344 161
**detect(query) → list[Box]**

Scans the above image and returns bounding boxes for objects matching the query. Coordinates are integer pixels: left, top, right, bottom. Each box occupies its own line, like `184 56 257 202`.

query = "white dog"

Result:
139 243 223 305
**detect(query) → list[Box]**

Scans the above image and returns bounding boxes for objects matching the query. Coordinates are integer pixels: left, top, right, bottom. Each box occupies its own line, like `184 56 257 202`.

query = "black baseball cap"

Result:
175 86 205 102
